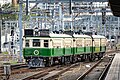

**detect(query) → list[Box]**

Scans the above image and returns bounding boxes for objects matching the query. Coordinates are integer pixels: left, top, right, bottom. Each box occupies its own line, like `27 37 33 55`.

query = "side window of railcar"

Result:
25 40 29 47
94 39 100 46
33 39 40 47
64 39 72 47
101 39 106 46
86 39 91 46
52 39 61 48
76 39 83 47
44 40 49 47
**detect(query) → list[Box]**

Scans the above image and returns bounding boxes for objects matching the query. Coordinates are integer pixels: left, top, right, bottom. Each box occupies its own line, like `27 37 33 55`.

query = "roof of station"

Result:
23 0 108 3
109 0 120 17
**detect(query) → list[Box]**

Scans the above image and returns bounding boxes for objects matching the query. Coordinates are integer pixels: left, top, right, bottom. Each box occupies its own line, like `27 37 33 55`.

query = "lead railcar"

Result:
23 29 74 67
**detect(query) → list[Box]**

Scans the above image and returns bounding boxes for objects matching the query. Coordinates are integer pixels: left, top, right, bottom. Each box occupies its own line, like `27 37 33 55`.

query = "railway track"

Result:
52 50 118 80
20 50 115 80
0 50 118 80
76 54 115 80
0 63 28 79
21 66 56 80
0 63 27 75
21 63 80 80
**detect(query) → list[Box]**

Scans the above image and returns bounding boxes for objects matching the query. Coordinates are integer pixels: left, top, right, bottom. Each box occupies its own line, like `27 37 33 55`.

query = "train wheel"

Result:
70 56 73 63
60 57 64 65
81 55 85 62
89 54 95 61
86 54 89 61
93 54 96 61
70 55 74 63
88 54 92 61
64 56 67 64
28 60 32 68
98 53 103 60
45 58 49 67
46 57 53 67
100 53 103 58
64 56 70 64
50 58 54 66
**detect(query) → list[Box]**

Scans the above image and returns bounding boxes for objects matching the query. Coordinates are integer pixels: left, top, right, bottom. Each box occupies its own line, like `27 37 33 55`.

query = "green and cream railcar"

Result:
72 34 107 61
92 35 107 59
73 34 92 55
51 34 73 57
63 37 73 56
100 37 107 52
23 33 72 67
92 35 107 53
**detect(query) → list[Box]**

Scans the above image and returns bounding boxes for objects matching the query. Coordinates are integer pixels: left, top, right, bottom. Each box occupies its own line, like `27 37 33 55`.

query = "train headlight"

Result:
34 50 39 55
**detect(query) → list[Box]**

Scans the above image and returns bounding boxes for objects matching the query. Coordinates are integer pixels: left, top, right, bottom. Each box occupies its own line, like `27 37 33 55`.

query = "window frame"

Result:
44 40 49 48
32 39 40 47
25 39 29 47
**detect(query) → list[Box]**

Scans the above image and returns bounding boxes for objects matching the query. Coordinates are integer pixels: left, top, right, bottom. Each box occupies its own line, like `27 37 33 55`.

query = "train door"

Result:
52 38 63 56
63 38 73 56
94 38 100 53
85 38 92 54
76 38 84 54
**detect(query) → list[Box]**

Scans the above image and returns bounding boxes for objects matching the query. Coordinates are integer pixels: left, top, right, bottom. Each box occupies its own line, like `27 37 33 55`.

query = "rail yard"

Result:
0 50 118 80
0 0 120 80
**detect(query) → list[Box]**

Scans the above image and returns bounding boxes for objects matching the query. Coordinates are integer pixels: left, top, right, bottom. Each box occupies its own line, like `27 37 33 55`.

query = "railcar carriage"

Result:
72 34 92 61
72 34 107 61
23 33 73 67
92 35 107 59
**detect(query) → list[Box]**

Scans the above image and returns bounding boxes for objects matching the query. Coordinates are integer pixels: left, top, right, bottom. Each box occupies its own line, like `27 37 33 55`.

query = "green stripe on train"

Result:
23 46 106 57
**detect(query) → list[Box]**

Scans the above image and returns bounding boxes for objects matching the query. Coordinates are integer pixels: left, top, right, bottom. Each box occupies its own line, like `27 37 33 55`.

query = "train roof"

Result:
73 34 91 38
92 35 106 39
49 33 72 38
25 33 72 38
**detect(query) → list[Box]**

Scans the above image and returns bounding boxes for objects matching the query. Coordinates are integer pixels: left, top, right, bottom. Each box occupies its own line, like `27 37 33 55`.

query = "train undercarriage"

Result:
25 52 105 68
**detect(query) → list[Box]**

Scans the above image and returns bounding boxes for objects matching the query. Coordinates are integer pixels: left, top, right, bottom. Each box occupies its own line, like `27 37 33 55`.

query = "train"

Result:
23 29 107 67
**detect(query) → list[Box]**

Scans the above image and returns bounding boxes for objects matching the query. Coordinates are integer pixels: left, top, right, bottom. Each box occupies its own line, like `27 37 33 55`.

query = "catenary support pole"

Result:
18 0 23 62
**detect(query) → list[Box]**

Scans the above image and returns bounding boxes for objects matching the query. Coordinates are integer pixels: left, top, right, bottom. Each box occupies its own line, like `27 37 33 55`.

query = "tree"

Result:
0 3 18 20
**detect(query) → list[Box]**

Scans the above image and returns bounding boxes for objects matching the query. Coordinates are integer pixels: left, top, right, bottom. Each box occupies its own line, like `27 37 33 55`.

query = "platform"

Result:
105 53 120 80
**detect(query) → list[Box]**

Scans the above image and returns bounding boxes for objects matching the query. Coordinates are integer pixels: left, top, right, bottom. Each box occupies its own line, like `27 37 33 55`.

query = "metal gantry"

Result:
0 20 1 53
24 1 119 38
1 0 120 61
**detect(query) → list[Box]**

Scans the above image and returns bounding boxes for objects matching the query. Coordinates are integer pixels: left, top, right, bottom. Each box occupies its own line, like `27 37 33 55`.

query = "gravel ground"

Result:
9 71 43 80
58 62 96 80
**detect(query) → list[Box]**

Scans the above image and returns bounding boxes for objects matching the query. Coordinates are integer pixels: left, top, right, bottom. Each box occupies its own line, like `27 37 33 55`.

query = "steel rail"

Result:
98 55 115 80
76 54 115 80
76 59 102 80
